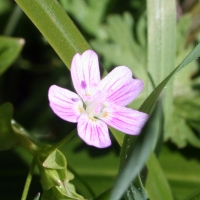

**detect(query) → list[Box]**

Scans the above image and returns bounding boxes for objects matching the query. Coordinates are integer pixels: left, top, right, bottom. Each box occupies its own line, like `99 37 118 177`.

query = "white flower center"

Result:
84 91 107 118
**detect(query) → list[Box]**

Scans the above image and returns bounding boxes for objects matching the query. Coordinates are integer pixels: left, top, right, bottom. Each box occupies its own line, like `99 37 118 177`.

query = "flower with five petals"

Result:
48 50 148 148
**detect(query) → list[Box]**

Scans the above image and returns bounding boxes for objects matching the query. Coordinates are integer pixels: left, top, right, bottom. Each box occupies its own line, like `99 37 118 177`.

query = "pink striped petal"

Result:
48 85 83 123
77 114 111 148
100 104 148 135
71 50 100 100
100 66 144 106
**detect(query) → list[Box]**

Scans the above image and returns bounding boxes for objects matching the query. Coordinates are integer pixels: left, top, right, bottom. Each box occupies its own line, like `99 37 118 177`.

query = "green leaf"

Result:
11 120 38 155
167 97 200 148
60 0 109 36
109 102 163 200
0 0 11 14
147 0 176 124
140 43 200 114
0 103 18 150
33 193 41 200
60 136 119 198
0 36 24 75
184 190 200 200
159 145 200 200
145 153 173 200
15 0 90 69
147 0 176 87
43 149 66 169
109 127 124 147
94 189 111 200
38 149 84 199
91 12 147 81
38 149 67 190
42 184 84 200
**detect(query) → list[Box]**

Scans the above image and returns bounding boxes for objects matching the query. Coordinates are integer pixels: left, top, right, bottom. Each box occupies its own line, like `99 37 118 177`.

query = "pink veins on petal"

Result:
48 50 148 148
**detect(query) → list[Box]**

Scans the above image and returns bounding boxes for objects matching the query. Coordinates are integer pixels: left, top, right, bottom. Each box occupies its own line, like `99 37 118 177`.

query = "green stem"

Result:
3 5 22 36
12 120 39 156
21 156 36 200
45 128 77 153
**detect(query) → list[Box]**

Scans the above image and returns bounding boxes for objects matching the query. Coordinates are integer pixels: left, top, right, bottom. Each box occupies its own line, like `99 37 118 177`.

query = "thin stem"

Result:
12 120 39 156
3 5 22 36
68 165 96 197
45 128 77 153
21 156 36 200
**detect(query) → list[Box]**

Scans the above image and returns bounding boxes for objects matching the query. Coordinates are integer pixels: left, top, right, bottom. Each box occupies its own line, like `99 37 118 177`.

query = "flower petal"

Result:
48 85 83 123
77 114 111 148
100 104 148 135
100 66 144 106
71 50 100 100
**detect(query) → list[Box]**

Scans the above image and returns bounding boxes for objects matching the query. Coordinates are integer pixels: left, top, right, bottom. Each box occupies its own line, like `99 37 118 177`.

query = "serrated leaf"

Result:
91 12 147 81
166 96 200 148
0 103 18 150
140 43 200 114
0 36 24 75
109 43 200 200
60 0 109 36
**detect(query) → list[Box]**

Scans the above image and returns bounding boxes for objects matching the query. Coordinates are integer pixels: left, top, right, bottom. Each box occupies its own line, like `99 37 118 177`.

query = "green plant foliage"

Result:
1 0 200 199
33 193 41 200
0 0 11 14
15 0 90 69
0 36 24 75
164 14 200 148
109 43 200 200
110 102 163 200
0 103 18 150
60 136 119 198
147 0 176 135
145 153 173 200
167 97 200 148
159 146 200 200
60 0 109 36
184 190 200 200
91 12 147 81
140 43 200 114
37 149 84 200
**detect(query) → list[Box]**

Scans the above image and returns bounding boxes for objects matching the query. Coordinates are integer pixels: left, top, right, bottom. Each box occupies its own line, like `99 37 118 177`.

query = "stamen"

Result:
85 91 107 117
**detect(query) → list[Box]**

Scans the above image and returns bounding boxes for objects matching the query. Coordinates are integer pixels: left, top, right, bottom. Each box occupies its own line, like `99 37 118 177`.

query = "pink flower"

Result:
48 50 148 148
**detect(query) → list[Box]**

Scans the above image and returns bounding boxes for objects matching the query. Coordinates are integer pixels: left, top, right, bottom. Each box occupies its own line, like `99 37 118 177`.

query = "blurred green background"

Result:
0 0 200 199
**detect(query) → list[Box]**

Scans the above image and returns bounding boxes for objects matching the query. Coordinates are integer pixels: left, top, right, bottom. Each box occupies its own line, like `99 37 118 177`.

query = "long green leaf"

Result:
110 43 200 200
147 0 176 87
109 102 162 200
15 0 90 69
140 43 200 114
145 153 173 200
0 103 18 150
184 190 200 200
147 0 176 123
0 36 24 75
159 146 200 199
